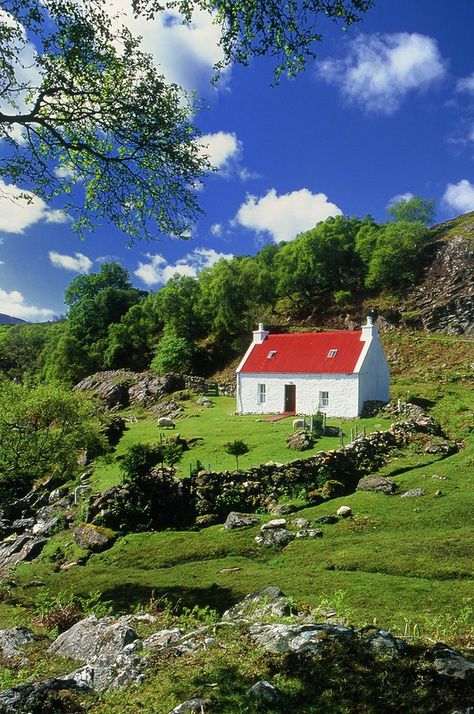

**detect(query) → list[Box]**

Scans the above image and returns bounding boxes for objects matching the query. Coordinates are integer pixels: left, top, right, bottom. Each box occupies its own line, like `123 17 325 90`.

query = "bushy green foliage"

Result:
0 381 106 500
151 334 196 375
388 195 436 225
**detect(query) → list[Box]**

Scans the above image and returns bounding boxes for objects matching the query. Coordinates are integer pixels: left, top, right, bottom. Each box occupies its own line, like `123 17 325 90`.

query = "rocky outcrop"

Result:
73 523 116 552
0 627 35 658
404 234 474 335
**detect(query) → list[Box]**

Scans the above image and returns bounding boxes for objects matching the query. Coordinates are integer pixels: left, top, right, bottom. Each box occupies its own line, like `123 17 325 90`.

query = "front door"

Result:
284 384 296 412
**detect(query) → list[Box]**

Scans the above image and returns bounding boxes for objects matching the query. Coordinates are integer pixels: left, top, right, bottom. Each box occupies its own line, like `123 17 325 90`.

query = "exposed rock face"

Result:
404 234 474 335
222 587 295 621
0 535 47 573
0 627 35 658
247 680 280 703
0 677 89 714
249 623 355 654
48 615 138 663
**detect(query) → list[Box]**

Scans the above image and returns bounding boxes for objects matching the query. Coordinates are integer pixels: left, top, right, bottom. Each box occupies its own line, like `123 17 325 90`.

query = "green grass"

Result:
91 397 393 491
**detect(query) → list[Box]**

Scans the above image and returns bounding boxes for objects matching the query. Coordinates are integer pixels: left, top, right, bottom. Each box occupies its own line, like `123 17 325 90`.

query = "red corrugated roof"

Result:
239 331 364 374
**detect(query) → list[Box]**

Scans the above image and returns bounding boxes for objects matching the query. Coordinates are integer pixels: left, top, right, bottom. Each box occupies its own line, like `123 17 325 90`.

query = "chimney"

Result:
253 323 269 344
360 315 378 341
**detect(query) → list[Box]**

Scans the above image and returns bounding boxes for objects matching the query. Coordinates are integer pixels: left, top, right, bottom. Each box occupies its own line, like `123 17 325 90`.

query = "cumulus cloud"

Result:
0 288 54 321
135 247 234 286
0 180 68 234
235 188 342 243
456 72 474 94
319 33 446 114
387 192 414 207
442 179 474 214
198 132 241 171
109 2 227 92
49 251 93 273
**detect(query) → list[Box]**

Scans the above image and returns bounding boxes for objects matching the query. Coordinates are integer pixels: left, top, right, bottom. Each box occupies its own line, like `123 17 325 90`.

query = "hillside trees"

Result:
0 381 106 500
388 195 436 226
363 221 431 290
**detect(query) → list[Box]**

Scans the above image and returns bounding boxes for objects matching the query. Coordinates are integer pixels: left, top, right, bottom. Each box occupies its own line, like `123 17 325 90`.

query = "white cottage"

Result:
235 318 389 418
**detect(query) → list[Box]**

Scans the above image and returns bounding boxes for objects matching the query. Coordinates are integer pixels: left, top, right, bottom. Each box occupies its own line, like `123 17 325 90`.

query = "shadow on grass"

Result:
99 582 236 614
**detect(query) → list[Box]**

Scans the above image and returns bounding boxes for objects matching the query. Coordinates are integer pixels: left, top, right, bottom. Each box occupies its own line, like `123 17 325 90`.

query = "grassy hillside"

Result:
0 328 472 713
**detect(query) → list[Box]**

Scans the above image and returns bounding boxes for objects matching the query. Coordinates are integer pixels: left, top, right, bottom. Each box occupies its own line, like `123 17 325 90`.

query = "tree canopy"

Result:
135 0 374 79
0 0 208 240
388 196 436 226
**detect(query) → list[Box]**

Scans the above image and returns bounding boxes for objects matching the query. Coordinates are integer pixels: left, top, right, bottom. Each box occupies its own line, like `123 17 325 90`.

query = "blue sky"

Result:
1 0 474 320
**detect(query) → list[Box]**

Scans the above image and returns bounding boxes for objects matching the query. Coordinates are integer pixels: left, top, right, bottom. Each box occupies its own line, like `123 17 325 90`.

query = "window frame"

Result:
258 383 266 404
319 390 329 408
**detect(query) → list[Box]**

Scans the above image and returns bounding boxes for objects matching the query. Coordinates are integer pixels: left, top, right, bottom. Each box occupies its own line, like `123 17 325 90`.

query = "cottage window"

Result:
319 391 329 408
327 349 337 358
258 383 266 404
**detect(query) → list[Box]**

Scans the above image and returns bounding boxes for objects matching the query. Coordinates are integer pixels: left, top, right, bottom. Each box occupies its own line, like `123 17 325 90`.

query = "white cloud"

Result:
0 180 68 234
198 132 241 171
387 192 414 207
319 33 446 114
135 247 234 286
235 188 342 243
442 179 474 214
109 2 227 92
49 251 93 273
210 223 223 237
0 288 54 321
456 72 474 94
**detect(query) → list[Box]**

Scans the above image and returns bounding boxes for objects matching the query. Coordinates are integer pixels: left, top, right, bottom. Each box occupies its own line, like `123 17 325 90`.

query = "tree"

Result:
0 381 106 500
0 0 208 240
365 221 431 291
135 0 375 79
151 334 196 375
388 196 436 226
224 439 250 469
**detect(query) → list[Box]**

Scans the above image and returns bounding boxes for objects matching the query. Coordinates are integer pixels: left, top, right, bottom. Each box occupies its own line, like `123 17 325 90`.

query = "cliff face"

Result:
401 212 474 335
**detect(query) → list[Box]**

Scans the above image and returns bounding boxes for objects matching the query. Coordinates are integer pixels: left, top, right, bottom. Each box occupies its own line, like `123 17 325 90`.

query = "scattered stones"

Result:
400 488 426 498
336 506 352 518
247 680 280 703
357 475 397 495
143 628 184 650
224 512 261 531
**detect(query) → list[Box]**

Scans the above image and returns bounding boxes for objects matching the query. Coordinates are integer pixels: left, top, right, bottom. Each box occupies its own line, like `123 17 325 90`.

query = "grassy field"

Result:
91 399 393 491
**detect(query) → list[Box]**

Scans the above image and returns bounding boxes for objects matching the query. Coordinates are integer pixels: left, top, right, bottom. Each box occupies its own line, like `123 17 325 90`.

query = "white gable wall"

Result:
236 372 360 418
355 336 390 412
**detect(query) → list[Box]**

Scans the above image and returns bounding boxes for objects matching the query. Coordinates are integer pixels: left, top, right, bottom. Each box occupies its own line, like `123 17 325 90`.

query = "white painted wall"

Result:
356 337 390 412
236 372 360 418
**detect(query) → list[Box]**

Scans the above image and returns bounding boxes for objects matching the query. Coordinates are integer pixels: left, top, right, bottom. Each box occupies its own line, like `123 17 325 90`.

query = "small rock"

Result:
169 699 211 714
224 512 261 531
255 529 294 548
290 517 311 529
433 648 474 679
269 503 296 515
357 476 397 495
11 518 35 531
336 506 352 518
247 680 280 703
222 587 295 621
249 623 355 654
400 488 426 498
314 515 338 525
295 529 323 539
143 628 183 650
261 519 287 530
73 524 116 552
